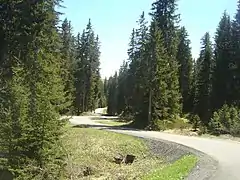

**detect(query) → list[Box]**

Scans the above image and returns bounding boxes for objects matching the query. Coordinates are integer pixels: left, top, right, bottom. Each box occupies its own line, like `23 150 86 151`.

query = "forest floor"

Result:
62 125 197 180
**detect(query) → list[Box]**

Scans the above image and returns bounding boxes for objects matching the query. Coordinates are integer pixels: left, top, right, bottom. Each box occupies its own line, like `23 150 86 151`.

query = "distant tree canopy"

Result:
106 0 240 134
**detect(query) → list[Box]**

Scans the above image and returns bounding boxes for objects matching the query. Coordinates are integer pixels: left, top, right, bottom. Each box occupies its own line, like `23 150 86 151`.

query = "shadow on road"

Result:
0 170 13 180
90 117 120 121
72 124 142 131
90 115 121 121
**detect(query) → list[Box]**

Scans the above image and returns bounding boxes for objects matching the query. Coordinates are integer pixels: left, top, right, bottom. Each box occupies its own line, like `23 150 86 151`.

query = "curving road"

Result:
70 116 240 180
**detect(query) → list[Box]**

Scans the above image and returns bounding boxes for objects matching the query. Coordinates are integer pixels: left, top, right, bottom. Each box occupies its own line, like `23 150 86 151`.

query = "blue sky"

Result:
60 0 237 78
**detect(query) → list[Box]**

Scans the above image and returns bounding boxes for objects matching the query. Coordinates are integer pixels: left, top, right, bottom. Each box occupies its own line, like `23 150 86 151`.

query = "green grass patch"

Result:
62 126 163 179
95 120 132 126
142 155 198 180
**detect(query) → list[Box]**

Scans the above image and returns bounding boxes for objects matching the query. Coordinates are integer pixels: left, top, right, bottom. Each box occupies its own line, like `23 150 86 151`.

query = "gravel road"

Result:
69 116 240 180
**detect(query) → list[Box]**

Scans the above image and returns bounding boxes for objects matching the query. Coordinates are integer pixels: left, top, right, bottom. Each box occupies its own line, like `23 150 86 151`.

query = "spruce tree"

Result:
126 29 137 114
84 19 95 111
213 11 232 109
116 61 128 114
148 22 181 129
194 32 214 125
0 1 26 175
230 2 240 106
103 78 108 99
74 20 101 114
107 73 118 115
150 0 182 118
74 32 87 114
176 27 193 113
92 35 101 110
150 0 180 56
0 0 66 179
191 58 200 113
132 12 149 125
98 79 107 108
60 18 76 114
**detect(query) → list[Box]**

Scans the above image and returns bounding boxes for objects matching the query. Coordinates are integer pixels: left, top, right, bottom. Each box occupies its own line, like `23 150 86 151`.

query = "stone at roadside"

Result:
114 154 136 164
124 154 136 164
114 154 124 164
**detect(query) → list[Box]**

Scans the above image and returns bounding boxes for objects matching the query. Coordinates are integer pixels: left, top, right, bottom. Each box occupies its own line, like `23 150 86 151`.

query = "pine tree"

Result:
84 19 95 111
98 79 107 108
230 2 240 106
92 35 102 110
74 32 87 114
191 58 200 113
103 78 108 99
147 22 181 129
150 0 182 119
125 29 137 114
116 61 128 114
0 0 66 179
132 12 149 124
0 1 30 175
60 18 76 114
74 20 101 114
194 32 214 125
176 27 193 113
150 0 180 56
213 11 232 109
107 73 118 115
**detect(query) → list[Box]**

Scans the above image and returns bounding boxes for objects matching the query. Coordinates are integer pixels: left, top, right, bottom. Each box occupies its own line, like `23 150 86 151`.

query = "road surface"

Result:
69 116 240 180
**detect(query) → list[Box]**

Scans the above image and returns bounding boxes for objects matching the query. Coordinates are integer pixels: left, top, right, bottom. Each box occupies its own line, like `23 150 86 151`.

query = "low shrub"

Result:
153 116 192 131
209 104 240 136
173 117 192 130
190 115 201 131
153 120 173 131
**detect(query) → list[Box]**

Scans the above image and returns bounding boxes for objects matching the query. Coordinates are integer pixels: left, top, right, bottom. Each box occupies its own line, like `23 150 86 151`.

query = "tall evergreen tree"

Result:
125 28 137 114
107 73 118 115
116 61 128 114
131 12 149 124
103 77 108 99
98 79 107 108
0 0 66 178
230 2 240 105
74 32 87 114
149 0 182 119
74 19 101 114
84 19 95 111
92 35 102 110
191 58 200 113
60 18 76 114
147 22 181 129
194 32 214 125
150 0 180 56
176 27 193 113
213 11 232 109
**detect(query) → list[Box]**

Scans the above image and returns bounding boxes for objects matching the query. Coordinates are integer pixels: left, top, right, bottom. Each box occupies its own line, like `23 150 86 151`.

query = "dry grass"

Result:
62 126 164 180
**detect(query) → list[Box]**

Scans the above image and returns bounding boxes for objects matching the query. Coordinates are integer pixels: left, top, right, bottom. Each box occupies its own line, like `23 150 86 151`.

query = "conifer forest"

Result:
0 0 240 179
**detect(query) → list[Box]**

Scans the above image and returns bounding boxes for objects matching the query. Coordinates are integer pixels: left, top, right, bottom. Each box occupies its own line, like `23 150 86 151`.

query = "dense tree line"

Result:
106 0 240 135
74 20 105 115
0 1 105 179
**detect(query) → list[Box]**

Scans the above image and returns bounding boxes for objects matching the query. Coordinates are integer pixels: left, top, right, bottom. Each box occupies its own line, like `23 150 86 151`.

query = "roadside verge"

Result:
141 137 218 180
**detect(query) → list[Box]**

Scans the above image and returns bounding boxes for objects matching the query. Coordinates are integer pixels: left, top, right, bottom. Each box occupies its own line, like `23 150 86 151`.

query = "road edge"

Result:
140 136 219 180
